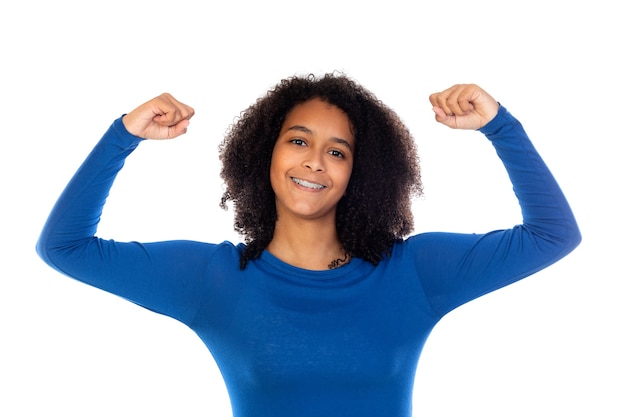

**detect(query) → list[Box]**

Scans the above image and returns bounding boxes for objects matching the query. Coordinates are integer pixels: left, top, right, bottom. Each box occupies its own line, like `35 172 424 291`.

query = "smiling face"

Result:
270 98 355 223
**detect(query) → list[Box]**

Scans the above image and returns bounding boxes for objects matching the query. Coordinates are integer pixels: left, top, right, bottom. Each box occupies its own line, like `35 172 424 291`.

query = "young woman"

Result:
37 74 581 416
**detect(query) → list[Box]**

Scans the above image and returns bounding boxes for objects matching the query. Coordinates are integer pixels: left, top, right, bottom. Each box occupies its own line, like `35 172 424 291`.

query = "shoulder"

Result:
389 232 483 263
205 240 246 259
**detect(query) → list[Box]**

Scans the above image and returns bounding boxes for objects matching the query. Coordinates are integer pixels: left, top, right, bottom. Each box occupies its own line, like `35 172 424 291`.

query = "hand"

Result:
429 84 499 130
122 93 195 139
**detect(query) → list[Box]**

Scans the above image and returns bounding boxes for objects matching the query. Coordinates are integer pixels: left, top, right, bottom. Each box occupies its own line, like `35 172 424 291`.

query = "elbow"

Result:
555 219 582 259
35 232 70 276
567 222 582 253
35 231 53 266
525 217 582 264
35 226 62 269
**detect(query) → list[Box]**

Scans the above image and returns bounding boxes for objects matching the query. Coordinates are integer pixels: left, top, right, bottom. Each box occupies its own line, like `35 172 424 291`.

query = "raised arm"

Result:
411 84 581 316
35 94 210 323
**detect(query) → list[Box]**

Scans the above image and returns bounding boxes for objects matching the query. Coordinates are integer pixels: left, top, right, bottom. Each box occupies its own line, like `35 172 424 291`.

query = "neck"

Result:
267 216 347 270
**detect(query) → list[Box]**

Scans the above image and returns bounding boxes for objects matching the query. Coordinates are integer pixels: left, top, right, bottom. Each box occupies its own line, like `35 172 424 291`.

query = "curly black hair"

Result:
219 73 422 269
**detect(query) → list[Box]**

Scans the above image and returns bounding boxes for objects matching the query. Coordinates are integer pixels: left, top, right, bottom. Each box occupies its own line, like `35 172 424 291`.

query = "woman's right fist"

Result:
122 93 195 140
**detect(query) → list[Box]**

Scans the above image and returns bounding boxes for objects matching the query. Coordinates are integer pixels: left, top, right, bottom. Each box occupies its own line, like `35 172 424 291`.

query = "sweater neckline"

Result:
256 249 369 287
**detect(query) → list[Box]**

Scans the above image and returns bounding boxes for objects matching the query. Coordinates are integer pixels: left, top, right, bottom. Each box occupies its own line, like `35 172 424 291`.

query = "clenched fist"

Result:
429 84 499 130
122 93 195 140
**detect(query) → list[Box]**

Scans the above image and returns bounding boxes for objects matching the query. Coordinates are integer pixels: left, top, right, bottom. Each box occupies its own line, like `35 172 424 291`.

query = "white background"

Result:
1 1 623 415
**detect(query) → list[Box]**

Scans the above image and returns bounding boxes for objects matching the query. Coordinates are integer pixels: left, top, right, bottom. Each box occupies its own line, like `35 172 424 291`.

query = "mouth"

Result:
291 177 326 190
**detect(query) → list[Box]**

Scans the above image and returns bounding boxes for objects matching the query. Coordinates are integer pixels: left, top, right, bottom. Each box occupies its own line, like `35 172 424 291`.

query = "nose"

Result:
303 150 325 172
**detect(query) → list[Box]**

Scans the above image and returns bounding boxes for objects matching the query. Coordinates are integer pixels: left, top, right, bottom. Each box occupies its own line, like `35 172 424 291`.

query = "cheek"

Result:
269 159 279 191
269 150 285 191
338 165 354 193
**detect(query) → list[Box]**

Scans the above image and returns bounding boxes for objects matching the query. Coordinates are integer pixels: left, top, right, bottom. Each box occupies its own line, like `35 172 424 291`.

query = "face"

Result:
270 98 355 223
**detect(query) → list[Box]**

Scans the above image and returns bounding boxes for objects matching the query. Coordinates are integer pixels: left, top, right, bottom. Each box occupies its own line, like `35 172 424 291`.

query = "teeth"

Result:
292 177 325 189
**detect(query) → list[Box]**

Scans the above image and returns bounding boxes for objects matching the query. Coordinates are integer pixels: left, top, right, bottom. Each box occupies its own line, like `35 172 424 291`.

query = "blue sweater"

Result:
37 106 581 417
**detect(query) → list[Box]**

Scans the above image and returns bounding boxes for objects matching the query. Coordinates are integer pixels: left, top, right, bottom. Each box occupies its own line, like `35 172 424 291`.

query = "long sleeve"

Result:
409 105 582 317
36 118 213 324
34 107 582 417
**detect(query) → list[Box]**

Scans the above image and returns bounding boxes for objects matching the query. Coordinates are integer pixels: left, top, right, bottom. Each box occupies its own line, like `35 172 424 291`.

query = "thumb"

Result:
167 118 191 139
432 106 456 127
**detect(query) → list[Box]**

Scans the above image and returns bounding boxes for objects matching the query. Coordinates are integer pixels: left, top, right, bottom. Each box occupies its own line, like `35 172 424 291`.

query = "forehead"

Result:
286 98 341 116
282 98 354 137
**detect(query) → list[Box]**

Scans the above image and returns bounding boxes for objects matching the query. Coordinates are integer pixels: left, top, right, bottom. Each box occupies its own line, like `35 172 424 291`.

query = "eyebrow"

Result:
286 125 353 152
